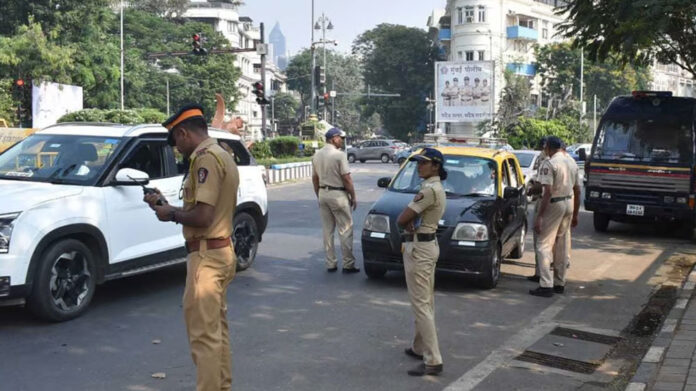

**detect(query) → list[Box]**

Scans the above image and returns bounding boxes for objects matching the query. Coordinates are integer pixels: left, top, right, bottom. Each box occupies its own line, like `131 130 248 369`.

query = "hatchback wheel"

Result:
364 263 387 279
28 239 96 322
347 154 356 163
509 223 526 259
477 244 501 289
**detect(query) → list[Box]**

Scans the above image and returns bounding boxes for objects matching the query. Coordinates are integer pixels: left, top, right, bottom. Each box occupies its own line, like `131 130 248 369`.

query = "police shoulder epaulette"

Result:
196 148 209 156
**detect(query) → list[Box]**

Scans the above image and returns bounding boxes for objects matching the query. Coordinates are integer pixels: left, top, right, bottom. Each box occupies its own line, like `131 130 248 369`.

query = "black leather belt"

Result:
401 233 437 242
319 185 346 191
550 195 572 203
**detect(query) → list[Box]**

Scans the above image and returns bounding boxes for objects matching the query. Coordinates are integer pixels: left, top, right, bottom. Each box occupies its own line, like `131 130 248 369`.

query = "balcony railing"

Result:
506 25 538 41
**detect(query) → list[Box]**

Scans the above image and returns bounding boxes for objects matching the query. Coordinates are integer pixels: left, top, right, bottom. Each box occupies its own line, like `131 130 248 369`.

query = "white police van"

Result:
0 123 268 321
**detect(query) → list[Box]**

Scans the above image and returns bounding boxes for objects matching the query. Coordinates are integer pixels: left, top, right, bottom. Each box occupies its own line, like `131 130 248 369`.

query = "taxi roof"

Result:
428 146 515 162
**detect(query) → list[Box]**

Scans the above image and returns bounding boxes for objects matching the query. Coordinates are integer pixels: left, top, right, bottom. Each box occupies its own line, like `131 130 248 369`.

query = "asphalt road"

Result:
0 162 691 391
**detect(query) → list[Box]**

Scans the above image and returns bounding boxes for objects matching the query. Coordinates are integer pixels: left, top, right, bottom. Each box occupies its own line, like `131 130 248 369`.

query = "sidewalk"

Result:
628 268 696 391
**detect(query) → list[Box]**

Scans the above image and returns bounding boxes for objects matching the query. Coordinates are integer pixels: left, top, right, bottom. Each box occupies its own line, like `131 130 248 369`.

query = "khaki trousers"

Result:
535 199 572 288
183 244 236 391
403 239 443 366
318 189 356 269
532 198 541 276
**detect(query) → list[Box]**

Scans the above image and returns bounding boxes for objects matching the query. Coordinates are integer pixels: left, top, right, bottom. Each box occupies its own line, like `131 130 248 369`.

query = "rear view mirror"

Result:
578 148 587 161
114 168 149 185
377 177 391 188
503 186 519 199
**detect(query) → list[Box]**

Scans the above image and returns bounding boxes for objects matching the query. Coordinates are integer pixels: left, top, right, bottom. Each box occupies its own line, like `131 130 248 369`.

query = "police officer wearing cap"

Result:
530 136 580 297
144 104 239 391
526 136 549 283
397 147 447 376
312 128 359 272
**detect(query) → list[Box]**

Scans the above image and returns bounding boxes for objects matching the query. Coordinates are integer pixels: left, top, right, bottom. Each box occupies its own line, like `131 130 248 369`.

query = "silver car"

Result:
347 139 403 163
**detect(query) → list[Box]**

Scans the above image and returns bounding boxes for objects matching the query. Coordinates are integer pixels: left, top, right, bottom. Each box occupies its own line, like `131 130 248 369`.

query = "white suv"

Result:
0 123 268 321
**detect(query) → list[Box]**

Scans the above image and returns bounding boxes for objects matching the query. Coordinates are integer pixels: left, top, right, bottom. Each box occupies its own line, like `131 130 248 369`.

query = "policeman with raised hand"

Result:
143 104 239 391
530 136 579 297
312 127 359 273
397 147 447 376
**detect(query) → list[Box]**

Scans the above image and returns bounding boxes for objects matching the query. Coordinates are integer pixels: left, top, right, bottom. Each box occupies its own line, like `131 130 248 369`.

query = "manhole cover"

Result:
516 350 599 374
550 327 622 345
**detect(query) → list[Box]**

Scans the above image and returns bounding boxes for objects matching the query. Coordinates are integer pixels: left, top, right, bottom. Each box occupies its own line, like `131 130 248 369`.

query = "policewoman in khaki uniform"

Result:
397 148 447 376
530 136 580 297
312 128 359 273
144 104 239 391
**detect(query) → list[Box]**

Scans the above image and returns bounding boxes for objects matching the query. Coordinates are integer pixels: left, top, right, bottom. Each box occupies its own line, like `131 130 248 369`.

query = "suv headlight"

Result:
0 212 21 254
364 214 390 233
452 223 488 241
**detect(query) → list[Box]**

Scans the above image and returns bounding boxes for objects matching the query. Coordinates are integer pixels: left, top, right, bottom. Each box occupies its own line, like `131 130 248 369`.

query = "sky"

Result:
240 0 445 56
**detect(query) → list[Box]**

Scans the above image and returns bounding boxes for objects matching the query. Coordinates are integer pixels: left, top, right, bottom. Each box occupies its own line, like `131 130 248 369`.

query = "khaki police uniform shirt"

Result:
181 137 240 241
460 85 473 103
312 143 350 188
407 176 446 234
538 152 579 198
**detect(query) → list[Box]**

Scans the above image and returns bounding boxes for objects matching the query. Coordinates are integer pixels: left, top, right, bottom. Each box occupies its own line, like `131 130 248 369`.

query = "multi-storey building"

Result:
269 22 288 70
185 1 287 141
651 62 696 98
431 0 567 136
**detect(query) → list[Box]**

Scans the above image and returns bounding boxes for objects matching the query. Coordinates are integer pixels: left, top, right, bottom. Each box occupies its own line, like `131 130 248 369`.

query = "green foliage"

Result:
272 92 299 123
249 141 272 159
558 0 696 78
507 118 576 150
57 108 166 124
131 0 190 18
300 140 325 157
58 109 108 123
256 156 312 168
353 24 437 141
0 80 17 125
134 108 167 124
269 136 300 158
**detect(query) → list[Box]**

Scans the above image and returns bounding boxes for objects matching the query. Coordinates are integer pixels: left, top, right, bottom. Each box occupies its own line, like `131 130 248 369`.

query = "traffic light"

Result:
12 79 26 100
192 33 207 55
314 66 325 88
252 81 269 105
323 92 330 106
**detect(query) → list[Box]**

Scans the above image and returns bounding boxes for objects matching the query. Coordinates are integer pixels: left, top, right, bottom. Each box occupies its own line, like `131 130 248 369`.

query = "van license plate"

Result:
626 204 644 216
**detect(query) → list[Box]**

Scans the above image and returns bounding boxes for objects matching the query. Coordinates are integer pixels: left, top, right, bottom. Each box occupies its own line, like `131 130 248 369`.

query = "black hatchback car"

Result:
361 146 528 288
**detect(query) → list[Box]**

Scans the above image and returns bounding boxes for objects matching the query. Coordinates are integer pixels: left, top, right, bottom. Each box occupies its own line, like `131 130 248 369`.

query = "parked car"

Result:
513 150 544 201
567 143 592 161
362 146 527 288
0 123 268 321
346 139 403 163
394 144 434 165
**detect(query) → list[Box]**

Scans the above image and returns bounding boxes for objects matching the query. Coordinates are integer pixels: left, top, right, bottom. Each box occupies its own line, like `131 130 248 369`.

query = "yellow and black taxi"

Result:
362 146 527 288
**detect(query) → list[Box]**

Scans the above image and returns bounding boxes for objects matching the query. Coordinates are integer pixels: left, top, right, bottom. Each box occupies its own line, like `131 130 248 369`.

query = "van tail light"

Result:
391 146 398 149
689 195 695 210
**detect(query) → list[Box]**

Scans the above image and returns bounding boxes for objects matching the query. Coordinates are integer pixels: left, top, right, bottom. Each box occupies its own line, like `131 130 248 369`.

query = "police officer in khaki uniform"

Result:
312 128 359 272
530 136 580 297
397 148 447 376
144 104 239 391
526 137 549 282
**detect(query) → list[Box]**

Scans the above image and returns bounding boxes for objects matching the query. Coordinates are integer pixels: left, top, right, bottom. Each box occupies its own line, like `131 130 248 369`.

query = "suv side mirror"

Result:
578 148 587 161
377 177 391 188
503 186 519 199
114 168 150 185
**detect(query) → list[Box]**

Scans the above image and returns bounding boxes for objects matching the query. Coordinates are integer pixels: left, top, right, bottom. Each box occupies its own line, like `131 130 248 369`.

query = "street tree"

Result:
353 24 437 141
271 92 299 124
131 0 190 18
558 0 696 78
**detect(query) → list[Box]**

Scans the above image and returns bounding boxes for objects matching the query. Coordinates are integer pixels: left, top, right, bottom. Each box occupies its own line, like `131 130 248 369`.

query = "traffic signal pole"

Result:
260 22 267 139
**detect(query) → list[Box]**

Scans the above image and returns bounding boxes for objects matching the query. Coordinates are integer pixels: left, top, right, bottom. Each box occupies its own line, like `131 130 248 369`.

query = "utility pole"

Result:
260 22 267 139
331 79 336 124
166 78 170 116
120 1 124 110
593 94 598 132
580 48 584 125
271 95 276 134
310 0 316 115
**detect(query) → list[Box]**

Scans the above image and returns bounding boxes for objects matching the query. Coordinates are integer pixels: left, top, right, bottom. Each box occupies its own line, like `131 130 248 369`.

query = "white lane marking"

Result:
642 346 664 363
443 296 569 391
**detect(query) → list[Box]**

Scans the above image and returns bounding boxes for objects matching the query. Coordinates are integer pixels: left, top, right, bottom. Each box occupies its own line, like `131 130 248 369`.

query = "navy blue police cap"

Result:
409 147 444 164
162 103 206 146
325 127 346 139
545 136 563 150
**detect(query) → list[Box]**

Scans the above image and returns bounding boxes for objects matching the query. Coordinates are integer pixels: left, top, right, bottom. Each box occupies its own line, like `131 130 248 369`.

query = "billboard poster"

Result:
32 81 83 128
435 61 494 123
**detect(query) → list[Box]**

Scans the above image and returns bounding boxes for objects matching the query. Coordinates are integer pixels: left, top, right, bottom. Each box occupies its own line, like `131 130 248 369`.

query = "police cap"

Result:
162 103 206 146
545 136 563 150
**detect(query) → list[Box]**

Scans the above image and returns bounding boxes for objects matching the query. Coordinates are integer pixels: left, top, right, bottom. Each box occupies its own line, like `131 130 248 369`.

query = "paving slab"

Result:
526 334 613 365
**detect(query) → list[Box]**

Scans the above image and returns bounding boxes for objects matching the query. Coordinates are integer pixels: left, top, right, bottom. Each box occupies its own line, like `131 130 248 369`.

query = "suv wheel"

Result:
364 263 387 279
27 239 96 322
477 244 501 289
347 154 356 163
233 212 259 271
359 159 366 163
593 212 610 232
380 154 390 163
509 223 526 259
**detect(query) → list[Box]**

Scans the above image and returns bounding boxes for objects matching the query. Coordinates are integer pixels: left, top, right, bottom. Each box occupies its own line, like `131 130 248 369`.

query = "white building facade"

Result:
185 1 287 141
433 0 567 136
651 62 696 98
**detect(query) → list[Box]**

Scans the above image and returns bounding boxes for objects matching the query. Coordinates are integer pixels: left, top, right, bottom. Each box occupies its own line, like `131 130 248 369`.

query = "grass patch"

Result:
256 156 312 168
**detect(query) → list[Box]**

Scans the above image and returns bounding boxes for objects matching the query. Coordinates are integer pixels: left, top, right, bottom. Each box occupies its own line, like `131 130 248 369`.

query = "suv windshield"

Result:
0 134 123 184
594 97 694 164
391 155 497 196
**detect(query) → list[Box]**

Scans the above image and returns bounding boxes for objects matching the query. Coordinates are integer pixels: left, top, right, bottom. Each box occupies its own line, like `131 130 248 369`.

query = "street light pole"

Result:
310 0 316 115
120 1 124 110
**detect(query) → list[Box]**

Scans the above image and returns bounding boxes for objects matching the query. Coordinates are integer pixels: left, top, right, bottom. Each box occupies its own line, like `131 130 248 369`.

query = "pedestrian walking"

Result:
312 128 359 273
526 136 548 283
530 136 580 297
144 104 239 390
396 148 447 376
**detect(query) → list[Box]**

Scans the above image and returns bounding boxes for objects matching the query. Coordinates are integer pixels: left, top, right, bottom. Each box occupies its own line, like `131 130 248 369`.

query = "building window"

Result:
458 51 463 60
465 51 474 61
478 50 485 61
457 8 463 24
478 6 486 23
542 28 548 39
465 6 474 23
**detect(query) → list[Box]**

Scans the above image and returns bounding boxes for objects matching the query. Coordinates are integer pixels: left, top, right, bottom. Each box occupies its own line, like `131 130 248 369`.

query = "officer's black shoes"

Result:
527 275 540 282
407 363 443 376
342 267 360 274
404 348 423 360
529 287 554 297
327 267 338 273
554 285 565 294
